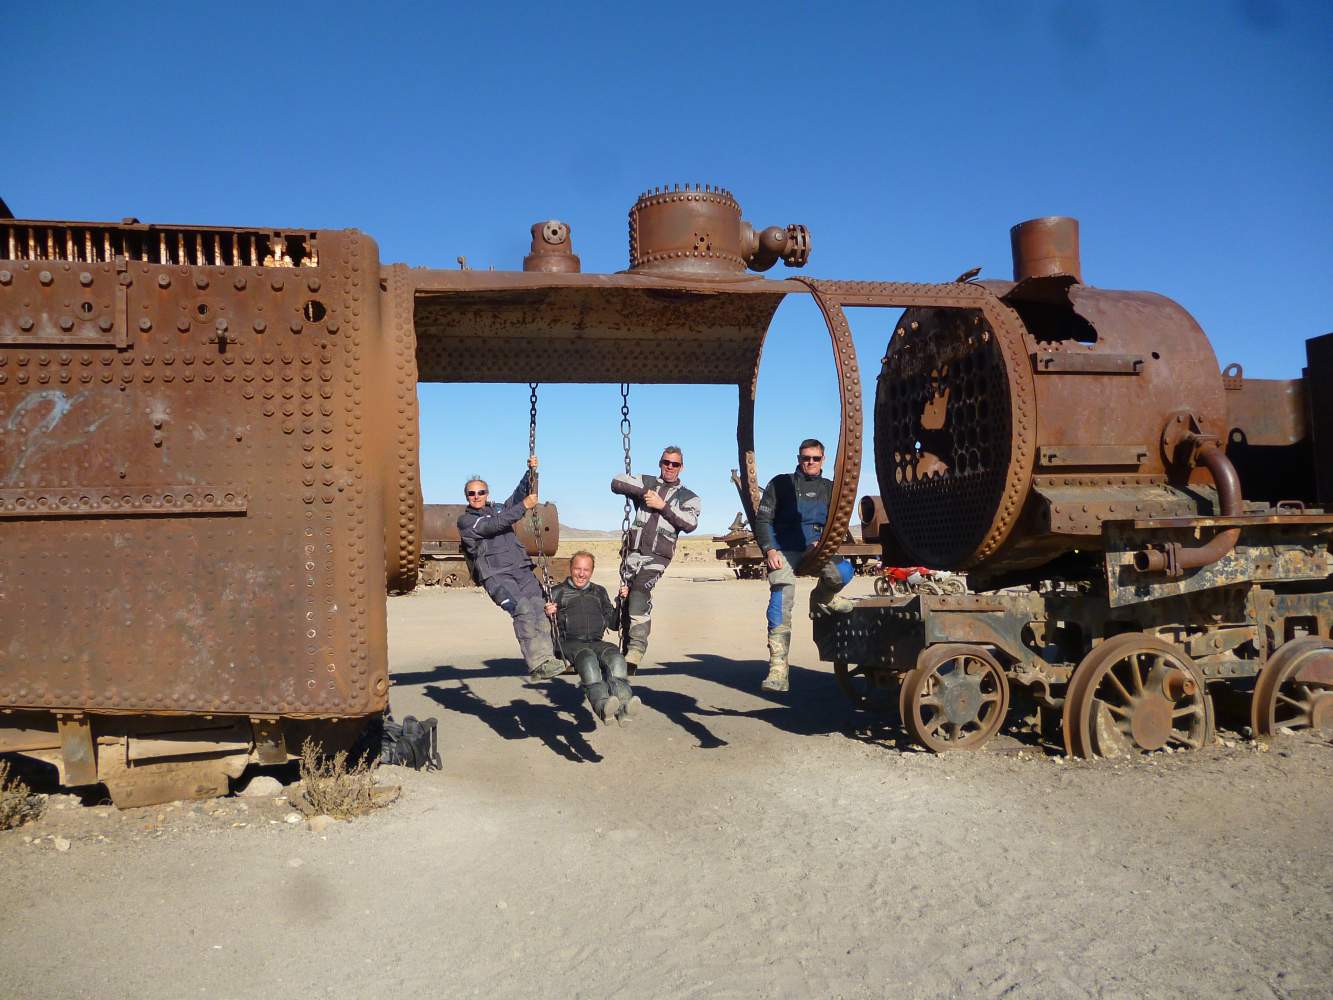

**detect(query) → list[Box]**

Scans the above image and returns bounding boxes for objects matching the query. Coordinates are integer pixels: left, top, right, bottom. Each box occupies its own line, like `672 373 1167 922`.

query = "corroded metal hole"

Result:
876 307 1013 567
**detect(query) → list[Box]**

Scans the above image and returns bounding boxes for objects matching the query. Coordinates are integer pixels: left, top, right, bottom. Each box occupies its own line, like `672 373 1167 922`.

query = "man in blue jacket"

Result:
457 456 565 681
752 438 854 693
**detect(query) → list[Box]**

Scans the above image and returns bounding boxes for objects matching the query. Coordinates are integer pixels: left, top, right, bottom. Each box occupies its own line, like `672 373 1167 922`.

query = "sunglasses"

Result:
660 459 682 469
798 454 824 463
466 489 488 497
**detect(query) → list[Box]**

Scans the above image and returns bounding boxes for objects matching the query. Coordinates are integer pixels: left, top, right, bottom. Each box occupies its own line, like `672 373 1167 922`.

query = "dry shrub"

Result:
296 739 398 820
0 759 43 830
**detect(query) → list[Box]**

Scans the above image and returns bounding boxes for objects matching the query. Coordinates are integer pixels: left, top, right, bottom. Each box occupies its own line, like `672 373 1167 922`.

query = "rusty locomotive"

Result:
816 218 1333 756
1 189 1326 805
0 186 822 803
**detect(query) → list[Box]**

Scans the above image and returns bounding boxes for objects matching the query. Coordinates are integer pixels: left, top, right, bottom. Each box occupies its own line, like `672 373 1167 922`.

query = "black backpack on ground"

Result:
379 714 442 770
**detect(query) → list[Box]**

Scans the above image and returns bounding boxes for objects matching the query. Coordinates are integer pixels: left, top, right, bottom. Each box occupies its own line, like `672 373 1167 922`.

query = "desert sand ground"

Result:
1 559 1330 1000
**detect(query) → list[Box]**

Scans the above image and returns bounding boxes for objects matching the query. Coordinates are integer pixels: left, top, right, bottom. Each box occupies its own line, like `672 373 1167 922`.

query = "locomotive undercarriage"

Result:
817 516 1333 756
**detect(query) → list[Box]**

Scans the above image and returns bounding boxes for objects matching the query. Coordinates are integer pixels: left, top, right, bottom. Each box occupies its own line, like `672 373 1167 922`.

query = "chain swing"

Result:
527 382 562 659
616 382 633 651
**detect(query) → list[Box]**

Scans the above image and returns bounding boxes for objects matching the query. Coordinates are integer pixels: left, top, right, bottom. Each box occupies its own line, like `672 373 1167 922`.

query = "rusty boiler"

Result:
0 220 420 804
814 216 1333 759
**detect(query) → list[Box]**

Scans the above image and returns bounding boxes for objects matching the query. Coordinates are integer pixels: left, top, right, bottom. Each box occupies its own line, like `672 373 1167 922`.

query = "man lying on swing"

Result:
545 551 642 726
457 456 566 682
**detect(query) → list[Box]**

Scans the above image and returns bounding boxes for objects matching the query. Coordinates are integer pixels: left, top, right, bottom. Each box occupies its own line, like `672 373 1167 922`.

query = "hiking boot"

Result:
810 593 855 617
762 628 790 693
625 648 643 675
528 657 567 682
597 695 621 725
616 694 643 726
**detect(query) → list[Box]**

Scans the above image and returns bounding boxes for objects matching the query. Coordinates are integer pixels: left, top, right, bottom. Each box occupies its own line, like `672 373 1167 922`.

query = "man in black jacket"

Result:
752 438 854 693
457 456 565 681
545 551 642 725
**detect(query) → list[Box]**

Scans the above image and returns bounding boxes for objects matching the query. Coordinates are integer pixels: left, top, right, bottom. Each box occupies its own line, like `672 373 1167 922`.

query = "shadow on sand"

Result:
400 652 925 760
422 664 605 763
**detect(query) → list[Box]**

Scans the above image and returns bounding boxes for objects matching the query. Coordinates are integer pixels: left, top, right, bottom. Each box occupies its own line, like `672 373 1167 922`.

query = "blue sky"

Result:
7 2 1329 531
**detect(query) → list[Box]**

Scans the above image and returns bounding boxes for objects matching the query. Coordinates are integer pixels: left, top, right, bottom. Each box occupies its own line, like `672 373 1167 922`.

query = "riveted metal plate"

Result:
0 487 247 518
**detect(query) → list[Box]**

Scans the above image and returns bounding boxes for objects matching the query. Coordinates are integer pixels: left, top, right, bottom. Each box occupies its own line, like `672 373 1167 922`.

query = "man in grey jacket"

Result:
610 445 702 670
457 456 565 681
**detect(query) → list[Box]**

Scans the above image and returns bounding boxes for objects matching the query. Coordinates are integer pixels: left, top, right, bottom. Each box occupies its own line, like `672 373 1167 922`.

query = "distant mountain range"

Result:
558 524 621 539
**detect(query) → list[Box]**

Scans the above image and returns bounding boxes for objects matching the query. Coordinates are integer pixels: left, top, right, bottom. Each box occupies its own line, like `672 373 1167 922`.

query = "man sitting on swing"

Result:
457 456 566 682
611 445 702 670
545 551 641 725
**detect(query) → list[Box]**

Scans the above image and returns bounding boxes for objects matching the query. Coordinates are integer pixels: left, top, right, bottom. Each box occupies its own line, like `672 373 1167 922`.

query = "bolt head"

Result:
158 274 171 288
139 317 153 332
195 275 209 289
38 270 53 285
79 272 93 286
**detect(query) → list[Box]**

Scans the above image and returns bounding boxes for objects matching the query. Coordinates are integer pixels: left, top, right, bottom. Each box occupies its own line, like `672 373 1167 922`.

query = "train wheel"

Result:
833 661 895 712
900 644 1009 752
873 577 890 596
1251 637 1333 739
1063 634 1212 759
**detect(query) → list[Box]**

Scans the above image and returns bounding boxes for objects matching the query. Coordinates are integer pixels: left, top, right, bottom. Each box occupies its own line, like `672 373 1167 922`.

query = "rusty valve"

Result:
741 222 811 272
522 220 580 273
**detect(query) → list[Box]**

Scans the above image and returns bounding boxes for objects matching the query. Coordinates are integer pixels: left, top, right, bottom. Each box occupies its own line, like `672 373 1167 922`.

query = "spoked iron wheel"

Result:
1063 634 1212 759
900 644 1009 752
833 661 897 712
1251 637 1333 739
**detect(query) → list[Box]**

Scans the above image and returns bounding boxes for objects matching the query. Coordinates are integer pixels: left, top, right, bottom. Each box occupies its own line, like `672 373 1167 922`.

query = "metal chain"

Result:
528 382 538 457
526 383 561 658
617 383 633 650
618 382 633 548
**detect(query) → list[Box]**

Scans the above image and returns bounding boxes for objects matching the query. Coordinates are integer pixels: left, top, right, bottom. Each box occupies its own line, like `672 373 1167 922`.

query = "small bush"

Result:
296 739 398 820
0 759 43 830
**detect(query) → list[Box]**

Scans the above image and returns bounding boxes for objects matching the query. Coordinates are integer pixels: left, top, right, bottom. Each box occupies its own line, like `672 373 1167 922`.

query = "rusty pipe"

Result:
1133 441 1242 575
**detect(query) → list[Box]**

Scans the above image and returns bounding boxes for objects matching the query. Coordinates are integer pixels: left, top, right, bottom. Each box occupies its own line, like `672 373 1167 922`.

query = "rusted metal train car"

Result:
418 501 563 587
816 218 1333 756
4 188 1321 803
1 186 835 803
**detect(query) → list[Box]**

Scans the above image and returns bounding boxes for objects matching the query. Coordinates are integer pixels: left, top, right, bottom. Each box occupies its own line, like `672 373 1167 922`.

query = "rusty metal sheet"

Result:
411 271 795 385
1223 374 1307 446
0 486 247 517
0 226 406 720
1033 482 1203 536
